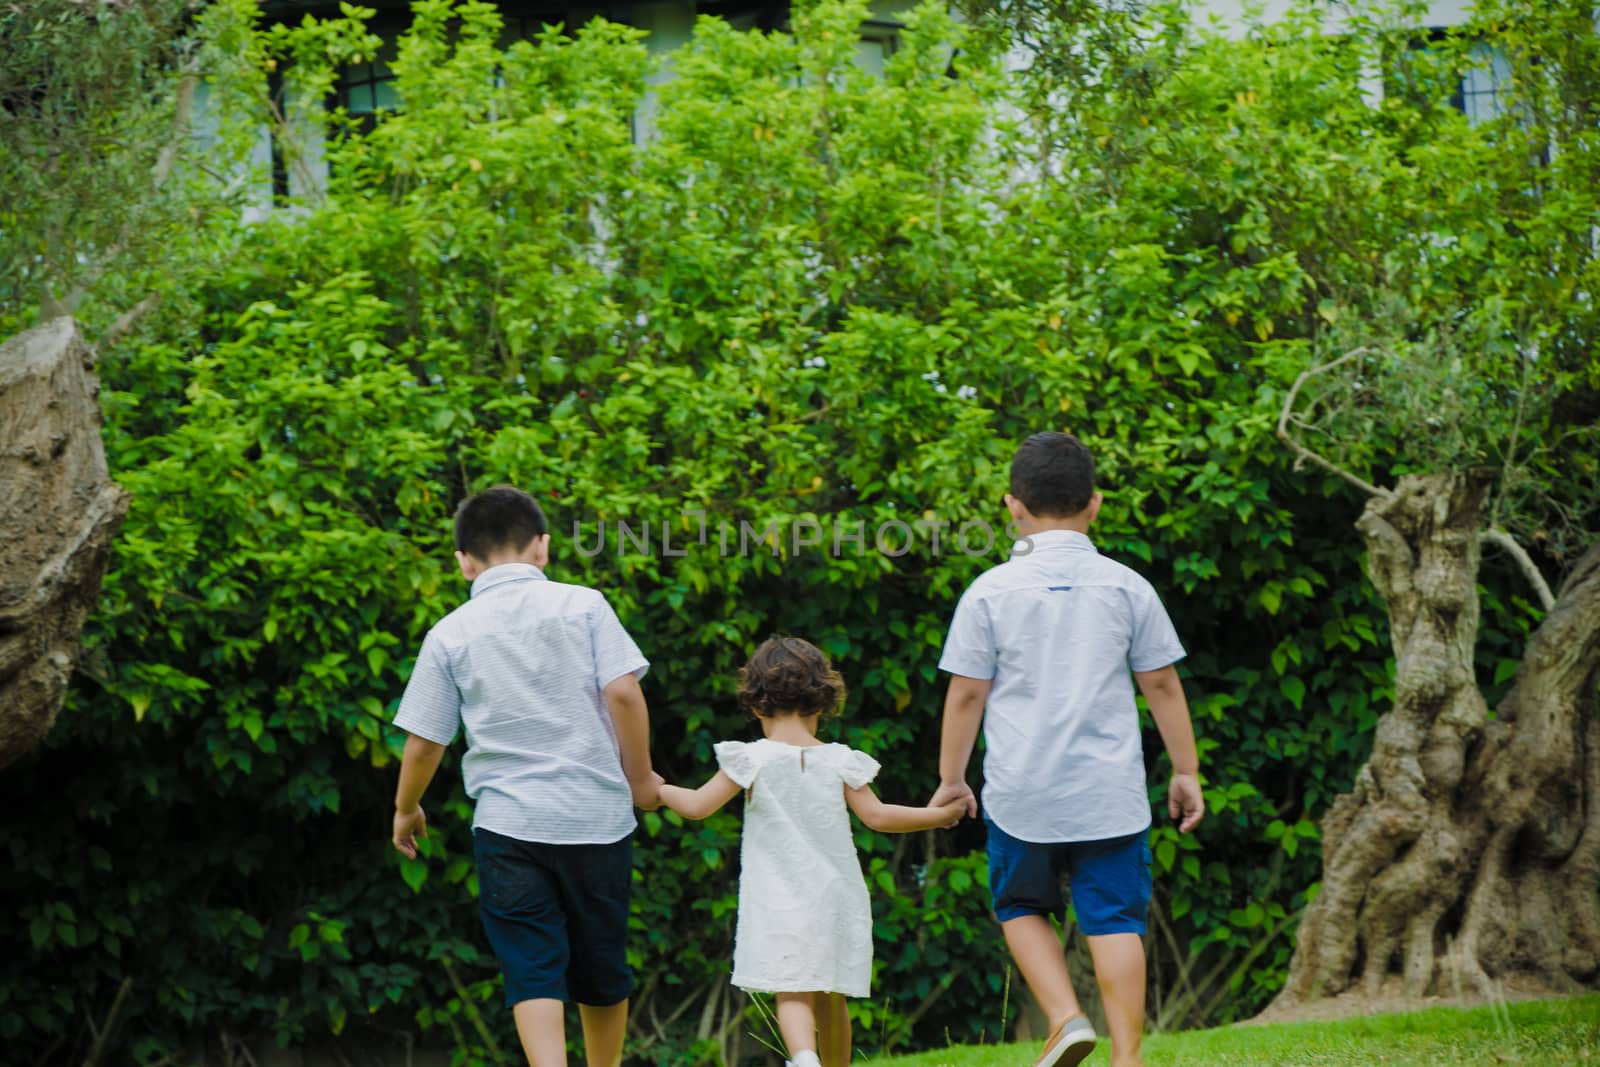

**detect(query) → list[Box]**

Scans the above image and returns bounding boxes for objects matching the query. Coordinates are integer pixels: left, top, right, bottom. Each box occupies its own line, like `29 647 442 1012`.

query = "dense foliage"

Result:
2 0 1591 1062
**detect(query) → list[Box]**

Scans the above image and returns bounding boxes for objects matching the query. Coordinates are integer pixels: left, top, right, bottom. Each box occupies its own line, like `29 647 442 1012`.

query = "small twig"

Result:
82 976 132 1067
886 970 958 1049
1480 527 1555 611
442 1011 470 1060
442 959 507 1064
1276 348 1388 499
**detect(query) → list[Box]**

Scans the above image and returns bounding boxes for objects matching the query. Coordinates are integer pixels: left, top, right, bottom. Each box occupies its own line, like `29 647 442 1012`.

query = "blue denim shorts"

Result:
473 828 634 1007
985 818 1152 935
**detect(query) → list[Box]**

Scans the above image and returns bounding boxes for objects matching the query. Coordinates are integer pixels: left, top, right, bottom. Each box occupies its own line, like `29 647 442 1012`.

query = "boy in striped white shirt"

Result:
390 486 662 1067
933 433 1204 1067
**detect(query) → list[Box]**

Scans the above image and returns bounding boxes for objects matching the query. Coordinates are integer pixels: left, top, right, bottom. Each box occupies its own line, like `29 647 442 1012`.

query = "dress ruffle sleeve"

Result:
838 747 881 789
714 740 758 788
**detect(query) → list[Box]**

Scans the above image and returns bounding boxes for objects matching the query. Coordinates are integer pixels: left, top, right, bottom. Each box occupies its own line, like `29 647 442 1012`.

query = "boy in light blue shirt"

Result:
933 432 1204 1067
390 486 662 1067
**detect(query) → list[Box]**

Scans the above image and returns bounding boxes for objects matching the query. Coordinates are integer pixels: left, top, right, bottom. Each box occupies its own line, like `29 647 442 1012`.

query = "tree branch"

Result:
1480 527 1556 612
1276 347 1388 499
98 292 164 349
151 60 200 190
1488 339 1536 530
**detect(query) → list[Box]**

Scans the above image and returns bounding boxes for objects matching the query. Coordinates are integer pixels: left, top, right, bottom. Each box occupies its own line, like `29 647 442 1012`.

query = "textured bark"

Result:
1275 471 1600 1007
0 318 129 768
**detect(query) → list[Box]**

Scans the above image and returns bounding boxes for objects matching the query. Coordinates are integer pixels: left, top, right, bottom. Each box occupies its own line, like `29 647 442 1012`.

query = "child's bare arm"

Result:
931 674 991 816
393 733 448 859
846 785 965 832
603 673 664 809
1135 664 1204 832
659 771 743 821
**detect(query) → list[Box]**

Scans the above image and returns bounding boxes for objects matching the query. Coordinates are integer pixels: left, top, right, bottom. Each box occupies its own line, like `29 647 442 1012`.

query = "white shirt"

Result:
393 563 649 845
938 530 1185 843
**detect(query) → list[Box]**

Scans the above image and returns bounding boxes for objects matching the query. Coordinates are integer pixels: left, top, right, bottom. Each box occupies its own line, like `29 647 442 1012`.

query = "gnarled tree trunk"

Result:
0 318 129 768
1275 471 1600 1007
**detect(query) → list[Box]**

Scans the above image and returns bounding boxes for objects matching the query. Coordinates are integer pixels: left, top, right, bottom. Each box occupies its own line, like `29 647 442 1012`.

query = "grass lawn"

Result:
881 995 1599 1067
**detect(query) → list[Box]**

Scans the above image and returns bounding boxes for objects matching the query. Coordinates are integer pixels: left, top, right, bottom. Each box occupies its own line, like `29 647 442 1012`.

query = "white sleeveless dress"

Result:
714 739 881 996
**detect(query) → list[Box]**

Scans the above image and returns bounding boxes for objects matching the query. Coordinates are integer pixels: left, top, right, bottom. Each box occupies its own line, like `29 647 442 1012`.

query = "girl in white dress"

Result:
660 637 964 1067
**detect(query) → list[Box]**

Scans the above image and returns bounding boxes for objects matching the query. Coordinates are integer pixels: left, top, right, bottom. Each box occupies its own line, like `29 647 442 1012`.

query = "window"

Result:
340 56 400 117
855 21 900 77
1396 30 1513 125
1458 41 1512 124
329 11 409 128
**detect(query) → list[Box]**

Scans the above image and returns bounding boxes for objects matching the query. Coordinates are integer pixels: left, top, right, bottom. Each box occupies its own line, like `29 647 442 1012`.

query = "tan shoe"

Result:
1034 1014 1096 1067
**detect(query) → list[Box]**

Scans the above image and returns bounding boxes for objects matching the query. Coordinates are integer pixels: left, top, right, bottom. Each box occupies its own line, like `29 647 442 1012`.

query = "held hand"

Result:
631 771 666 812
929 780 977 820
1169 772 1205 833
393 806 428 860
934 801 966 829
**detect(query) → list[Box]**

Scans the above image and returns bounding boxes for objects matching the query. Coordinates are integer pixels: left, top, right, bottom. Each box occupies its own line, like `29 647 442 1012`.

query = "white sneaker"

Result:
1034 1014 1096 1067
791 1050 823 1067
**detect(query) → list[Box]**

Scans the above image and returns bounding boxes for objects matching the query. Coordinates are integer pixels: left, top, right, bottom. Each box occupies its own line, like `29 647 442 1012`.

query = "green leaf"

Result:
399 859 427 894
1280 675 1306 709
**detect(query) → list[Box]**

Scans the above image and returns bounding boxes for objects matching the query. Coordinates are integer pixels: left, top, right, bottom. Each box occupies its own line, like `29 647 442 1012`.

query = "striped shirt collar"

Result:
1013 529 1097 557
470 562 548 598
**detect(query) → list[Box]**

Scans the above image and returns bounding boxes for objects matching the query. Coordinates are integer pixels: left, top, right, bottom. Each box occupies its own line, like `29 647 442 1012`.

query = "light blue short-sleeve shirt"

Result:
939 529 1185 843
393 563 649 845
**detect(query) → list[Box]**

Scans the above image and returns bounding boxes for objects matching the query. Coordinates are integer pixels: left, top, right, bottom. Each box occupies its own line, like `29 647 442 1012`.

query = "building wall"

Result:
1190 0 1477 35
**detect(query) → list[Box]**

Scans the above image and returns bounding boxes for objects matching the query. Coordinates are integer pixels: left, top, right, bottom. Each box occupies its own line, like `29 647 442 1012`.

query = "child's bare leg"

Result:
512 998 568 1067
1001 915 1084 1025
578 1000 628 1067
775 992 819 1058
1086 933 1145 1067
815 992 851 1066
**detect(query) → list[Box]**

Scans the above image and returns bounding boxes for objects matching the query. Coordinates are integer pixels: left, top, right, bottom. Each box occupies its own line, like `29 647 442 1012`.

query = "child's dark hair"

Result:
454 485 549 560
1010 432 1095 518
737 637 845 718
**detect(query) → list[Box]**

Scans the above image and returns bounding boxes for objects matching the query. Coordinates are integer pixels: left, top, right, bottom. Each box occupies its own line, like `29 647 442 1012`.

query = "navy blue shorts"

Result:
473 828 634 1007
985 818 1152 935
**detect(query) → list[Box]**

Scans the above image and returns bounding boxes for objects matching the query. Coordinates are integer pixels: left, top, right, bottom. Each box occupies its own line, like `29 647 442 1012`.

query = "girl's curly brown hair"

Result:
736 636 846 718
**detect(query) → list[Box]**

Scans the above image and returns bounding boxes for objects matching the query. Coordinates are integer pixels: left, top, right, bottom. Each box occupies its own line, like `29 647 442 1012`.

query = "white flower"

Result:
921 370 940 382
956 385 978 401
935 382 948 394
